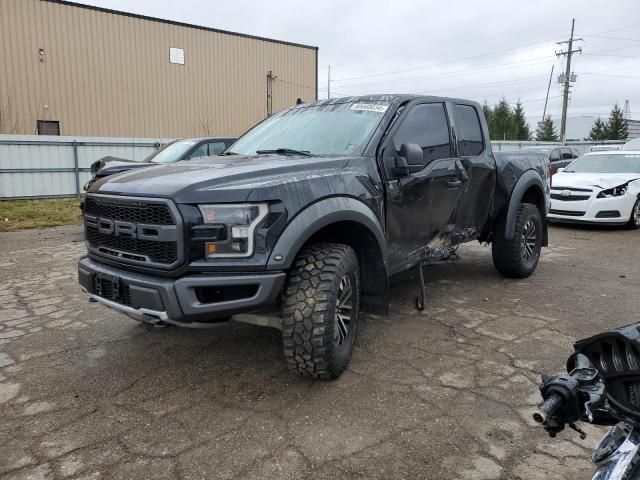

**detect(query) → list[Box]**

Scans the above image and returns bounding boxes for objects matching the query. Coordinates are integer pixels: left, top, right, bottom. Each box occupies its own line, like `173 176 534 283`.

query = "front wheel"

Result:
492 203 543 278
281 243 360 380
626 198 640 230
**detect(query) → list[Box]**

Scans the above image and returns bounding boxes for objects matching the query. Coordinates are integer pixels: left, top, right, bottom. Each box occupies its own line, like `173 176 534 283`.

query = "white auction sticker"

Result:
350 103 389 113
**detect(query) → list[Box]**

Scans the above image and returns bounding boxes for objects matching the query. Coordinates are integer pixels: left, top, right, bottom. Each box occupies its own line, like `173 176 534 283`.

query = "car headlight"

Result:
597 183 629 198
198 203 268 258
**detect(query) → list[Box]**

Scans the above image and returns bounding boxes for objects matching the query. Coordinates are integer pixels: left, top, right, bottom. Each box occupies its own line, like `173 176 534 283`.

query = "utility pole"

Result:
266 70 277 117
556 19 582 142
542 64 554 122
623 99 631 119
327 65 331 99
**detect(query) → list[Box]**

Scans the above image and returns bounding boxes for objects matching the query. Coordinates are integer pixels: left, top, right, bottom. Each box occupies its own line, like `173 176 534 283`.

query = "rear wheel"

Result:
626 198 640 230
281 243 360 380
492 203 543 278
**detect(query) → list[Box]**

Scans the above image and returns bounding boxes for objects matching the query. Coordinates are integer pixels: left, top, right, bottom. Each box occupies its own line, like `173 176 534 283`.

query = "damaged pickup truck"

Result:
78 95 550 379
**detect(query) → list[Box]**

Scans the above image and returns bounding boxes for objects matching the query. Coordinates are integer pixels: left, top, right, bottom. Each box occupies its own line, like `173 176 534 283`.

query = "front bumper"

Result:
548 194 636 224
78 256 286 328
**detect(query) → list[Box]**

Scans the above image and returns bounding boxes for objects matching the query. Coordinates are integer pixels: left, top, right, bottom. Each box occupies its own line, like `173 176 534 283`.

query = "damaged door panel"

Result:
449 102 497 242
380 102 465 274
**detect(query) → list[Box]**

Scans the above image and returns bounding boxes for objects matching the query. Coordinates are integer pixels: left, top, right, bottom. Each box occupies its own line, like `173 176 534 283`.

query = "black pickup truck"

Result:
78 95 550 380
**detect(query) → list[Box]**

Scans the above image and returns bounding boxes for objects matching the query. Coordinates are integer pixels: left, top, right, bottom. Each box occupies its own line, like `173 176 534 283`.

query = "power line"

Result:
581 72 640 79
328 35 565 70
331 57 554 90
584 53 639 59
328 23 640 83
272 77 350 98
584 34 640 43
331 48 556 83
411 75 549 95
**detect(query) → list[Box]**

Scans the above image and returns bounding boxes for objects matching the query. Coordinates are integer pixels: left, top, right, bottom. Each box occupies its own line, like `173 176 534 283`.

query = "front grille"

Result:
550 209 586 217
552 186 593 193
551 193 590 201
86 228 177 264
84 195 182 269
85 198 174 225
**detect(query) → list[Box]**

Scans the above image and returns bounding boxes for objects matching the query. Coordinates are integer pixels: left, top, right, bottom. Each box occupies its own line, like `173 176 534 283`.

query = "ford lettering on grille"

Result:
84 195 182 269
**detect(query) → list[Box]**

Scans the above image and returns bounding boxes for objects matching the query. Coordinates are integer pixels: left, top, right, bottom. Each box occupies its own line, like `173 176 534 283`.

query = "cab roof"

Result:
300 94 480 108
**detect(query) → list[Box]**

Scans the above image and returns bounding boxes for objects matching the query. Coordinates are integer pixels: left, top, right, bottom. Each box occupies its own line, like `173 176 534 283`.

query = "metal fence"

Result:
0 135 170 199
0 135 630 200
491 140 627 154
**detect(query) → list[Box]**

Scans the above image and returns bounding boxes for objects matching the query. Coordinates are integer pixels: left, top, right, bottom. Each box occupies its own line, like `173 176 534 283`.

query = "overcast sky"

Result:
78 0 640 132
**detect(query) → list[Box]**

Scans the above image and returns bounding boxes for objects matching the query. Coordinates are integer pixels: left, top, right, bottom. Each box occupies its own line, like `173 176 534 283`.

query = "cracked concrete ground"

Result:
0 224 638 479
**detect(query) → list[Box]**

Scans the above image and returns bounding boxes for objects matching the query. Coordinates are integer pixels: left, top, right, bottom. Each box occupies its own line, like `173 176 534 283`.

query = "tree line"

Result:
482 98 629 142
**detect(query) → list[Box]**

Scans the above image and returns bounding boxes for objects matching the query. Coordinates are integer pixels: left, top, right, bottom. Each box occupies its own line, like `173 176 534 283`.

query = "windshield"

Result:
229 102 390 156
146 140 197 164
565 154 640 173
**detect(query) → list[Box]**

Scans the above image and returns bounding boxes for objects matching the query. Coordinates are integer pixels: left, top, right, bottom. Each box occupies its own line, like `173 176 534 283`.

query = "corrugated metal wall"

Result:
0 0 318 138
0 134 168 198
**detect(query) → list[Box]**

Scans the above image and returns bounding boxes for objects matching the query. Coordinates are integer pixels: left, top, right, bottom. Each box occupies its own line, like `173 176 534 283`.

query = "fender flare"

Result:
504 169 546 241
266 196 387 271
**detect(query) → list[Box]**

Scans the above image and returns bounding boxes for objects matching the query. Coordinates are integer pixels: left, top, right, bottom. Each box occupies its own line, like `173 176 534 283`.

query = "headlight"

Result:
597 183 629 198
198 203 268 258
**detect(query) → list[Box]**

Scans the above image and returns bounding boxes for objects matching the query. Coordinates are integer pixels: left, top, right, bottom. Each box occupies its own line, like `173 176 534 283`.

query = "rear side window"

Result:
454 105 483 156
392 103 452 163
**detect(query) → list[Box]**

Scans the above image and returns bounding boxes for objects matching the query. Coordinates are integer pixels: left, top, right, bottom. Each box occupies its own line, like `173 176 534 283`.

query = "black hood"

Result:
90 154 353 203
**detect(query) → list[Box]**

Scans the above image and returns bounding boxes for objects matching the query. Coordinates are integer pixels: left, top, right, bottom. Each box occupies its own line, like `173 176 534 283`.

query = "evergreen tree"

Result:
482 101 493 132
490 97 514 141
535 116 559 142
587 118 607 141
512 101 531 140
604 104 629 140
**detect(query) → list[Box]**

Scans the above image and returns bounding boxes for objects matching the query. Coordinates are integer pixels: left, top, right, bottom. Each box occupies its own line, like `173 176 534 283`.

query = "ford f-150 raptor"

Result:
78 94 550 379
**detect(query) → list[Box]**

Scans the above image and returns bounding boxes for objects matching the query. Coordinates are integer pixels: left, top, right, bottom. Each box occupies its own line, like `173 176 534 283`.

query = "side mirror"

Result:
393 143 425 176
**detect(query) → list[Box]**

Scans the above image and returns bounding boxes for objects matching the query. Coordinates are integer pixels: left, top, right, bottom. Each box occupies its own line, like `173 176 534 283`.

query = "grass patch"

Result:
0 198 83 232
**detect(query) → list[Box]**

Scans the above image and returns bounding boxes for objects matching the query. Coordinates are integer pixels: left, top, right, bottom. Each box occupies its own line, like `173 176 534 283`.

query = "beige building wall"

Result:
0 0 318 137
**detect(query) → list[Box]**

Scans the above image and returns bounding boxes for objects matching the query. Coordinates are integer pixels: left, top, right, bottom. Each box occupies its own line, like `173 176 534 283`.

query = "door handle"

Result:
447 179 462 188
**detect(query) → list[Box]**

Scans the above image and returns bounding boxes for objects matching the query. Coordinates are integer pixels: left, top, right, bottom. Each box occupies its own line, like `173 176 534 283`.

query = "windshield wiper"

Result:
256 148 312 157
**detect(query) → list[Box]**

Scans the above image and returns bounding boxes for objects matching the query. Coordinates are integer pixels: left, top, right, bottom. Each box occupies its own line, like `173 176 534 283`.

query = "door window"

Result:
207 141 226 155
392 103 452 164
454 105 484 156
189 143 209 158
560 148 573 160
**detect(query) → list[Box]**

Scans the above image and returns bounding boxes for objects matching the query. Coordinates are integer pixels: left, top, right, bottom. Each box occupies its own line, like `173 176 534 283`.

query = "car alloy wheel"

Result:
521 219 537 260
335 275 353 347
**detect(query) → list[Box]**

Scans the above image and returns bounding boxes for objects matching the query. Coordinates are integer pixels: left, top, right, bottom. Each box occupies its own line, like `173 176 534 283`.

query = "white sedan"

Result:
548 151 640 229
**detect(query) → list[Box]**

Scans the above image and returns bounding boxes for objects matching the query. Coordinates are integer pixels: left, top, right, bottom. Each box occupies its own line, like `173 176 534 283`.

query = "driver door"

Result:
381 102 465 275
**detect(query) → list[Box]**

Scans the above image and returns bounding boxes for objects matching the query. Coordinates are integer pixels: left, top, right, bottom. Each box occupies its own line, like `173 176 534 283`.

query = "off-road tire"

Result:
625 198 640 230
281 243 360 380
492 203 543 278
